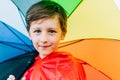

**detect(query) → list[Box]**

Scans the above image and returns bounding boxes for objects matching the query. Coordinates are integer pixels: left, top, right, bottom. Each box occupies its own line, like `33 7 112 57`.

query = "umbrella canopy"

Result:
0 0 120 80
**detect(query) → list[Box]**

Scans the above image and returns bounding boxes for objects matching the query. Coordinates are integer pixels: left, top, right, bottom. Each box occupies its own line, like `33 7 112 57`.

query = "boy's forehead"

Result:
30 16 60 29
31 15 59 24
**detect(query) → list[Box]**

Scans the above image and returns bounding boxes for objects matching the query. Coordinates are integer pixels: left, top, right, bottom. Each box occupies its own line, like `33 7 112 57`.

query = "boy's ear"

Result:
61 32 66 40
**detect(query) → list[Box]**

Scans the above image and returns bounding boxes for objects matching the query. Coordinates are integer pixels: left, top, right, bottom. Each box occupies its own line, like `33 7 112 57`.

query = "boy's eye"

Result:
48 30 56 34
34 30 41 33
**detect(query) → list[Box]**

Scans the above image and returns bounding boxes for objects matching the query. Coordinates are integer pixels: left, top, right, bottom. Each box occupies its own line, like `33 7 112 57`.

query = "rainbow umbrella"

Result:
0 0 118 79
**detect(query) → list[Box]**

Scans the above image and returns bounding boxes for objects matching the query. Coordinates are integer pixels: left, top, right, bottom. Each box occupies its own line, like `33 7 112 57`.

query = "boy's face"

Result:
29 16 66 58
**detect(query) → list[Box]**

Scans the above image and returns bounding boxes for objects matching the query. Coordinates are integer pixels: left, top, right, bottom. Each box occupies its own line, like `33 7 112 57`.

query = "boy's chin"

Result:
38 51 53 58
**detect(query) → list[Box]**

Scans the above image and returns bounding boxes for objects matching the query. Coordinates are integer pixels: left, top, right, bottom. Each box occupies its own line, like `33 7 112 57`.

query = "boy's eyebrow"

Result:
47 27 56 30
30 25 40 30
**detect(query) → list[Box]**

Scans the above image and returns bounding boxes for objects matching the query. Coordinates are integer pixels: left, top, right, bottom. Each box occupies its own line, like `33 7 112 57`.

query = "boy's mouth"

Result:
39 45 52 48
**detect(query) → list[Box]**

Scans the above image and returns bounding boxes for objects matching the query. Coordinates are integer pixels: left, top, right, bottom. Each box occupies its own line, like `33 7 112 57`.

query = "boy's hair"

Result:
26 0 67 32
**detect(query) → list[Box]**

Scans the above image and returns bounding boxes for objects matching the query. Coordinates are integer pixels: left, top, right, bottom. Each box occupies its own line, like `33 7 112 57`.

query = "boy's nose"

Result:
39 33 48 43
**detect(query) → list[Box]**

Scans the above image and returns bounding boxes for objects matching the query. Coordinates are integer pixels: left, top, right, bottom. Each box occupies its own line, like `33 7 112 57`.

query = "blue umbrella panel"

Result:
0 21 35 62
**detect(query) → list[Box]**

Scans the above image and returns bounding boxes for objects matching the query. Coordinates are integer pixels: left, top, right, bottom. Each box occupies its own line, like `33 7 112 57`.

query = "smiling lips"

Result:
39 45 51 49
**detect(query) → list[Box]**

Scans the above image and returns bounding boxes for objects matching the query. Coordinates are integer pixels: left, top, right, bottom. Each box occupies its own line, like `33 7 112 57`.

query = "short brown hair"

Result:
26 0 67 32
